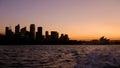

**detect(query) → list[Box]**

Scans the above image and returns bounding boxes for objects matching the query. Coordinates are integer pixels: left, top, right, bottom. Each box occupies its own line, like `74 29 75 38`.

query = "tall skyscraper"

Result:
45 31 50 41
30 24 35 40
15 24 20 35
5 27 9 36
20 27 26 37
36 27 43 41
5 27 12 37
38 27 42 36
5 26 13 40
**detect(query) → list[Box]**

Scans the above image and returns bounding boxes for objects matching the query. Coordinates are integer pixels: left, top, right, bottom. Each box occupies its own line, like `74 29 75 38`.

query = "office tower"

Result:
5 27 12 37
5 26 13 40
19 27 29 44
45 31 50 41
36 27 43 41
51 31 59 41
15 24 20 35
38 27 42 36
20 27 26 37
5 27 10 36
30 24 35 40
19 27 27 43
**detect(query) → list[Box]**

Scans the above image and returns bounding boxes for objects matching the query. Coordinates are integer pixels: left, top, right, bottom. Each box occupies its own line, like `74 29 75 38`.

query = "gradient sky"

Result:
0 0 120 40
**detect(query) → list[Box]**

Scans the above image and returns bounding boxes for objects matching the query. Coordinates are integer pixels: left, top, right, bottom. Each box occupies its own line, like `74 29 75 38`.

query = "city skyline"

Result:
0 24 112 45
0 24 71 45
0 0 120 40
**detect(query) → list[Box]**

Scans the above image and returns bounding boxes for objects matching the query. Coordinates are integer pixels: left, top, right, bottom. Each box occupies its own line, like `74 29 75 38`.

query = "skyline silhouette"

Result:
0 24 120 45
0 24 71 45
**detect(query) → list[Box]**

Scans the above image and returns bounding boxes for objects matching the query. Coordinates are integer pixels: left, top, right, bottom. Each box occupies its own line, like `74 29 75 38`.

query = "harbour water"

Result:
0 45 120 68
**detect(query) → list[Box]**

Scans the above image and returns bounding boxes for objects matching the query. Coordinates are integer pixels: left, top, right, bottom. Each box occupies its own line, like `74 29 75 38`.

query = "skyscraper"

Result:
30 24 35 40
45 31 50 41
38 27 42 36
5 27 12 37
5 26 14 41
15 24 20 35
36 27 43 41
5 27 10 36
20 27 26 37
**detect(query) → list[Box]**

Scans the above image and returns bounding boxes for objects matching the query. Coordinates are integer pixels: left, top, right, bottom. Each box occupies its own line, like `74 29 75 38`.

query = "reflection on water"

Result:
0 45 120 68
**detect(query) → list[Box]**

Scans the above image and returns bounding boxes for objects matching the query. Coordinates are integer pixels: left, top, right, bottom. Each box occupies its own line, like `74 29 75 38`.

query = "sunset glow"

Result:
0 0 120 40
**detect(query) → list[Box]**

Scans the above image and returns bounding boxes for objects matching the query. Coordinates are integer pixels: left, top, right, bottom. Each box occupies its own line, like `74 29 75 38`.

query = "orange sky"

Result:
0 0 120 40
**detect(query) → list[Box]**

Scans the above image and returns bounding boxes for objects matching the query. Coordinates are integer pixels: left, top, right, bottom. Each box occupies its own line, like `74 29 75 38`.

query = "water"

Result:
0 45 120 68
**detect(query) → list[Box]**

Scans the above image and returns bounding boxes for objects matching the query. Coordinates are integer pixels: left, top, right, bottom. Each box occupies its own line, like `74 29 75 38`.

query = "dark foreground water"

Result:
0 45 120 68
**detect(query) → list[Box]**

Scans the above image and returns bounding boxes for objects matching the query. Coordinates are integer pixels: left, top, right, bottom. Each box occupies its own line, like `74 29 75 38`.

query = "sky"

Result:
0 0 120 40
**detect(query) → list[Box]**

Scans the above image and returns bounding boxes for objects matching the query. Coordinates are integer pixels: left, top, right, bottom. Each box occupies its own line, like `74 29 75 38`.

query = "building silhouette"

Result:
64 34 69 41
30 24 36 41
36 27 44 42
60 34 69 41
99 36 110 44
3 24 115 45
59 34 69 44
5 27 14 38
20 27 27 38
15 24 20 35
5 26 14 44
51 31 59 43
45 31 50 41
19 27 27 44
5 27 11 36
15 24 20 43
